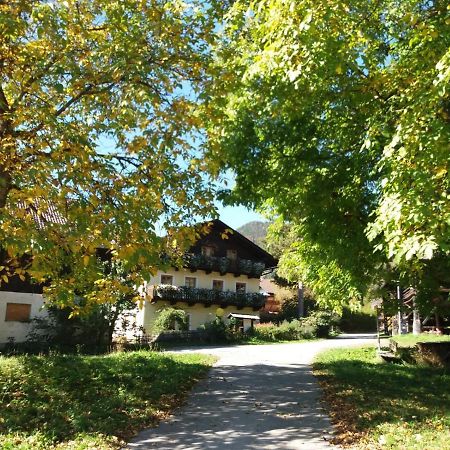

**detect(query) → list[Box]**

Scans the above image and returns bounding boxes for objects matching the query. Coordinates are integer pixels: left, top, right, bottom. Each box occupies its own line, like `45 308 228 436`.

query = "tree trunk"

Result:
297 281 304 318
0 169 11 208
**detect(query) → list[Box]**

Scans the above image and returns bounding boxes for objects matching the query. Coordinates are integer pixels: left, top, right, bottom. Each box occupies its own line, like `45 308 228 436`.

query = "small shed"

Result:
227 313 260 332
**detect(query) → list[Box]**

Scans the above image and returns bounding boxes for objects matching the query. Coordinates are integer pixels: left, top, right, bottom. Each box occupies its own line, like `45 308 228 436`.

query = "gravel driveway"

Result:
127 335 375 450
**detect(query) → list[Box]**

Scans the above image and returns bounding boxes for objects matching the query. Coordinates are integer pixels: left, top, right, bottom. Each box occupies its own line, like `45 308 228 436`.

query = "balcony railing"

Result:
183 254 266 278
152 285 266 309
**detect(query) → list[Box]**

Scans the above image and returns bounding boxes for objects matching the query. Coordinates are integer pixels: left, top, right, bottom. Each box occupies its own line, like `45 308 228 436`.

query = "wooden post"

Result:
412 296 421 335
376 307 381 350
298 282 304 318
397 284 404 335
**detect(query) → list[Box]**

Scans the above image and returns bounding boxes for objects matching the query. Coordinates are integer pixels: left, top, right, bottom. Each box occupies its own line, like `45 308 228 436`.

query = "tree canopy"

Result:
204 0 450 309
0 0 220 307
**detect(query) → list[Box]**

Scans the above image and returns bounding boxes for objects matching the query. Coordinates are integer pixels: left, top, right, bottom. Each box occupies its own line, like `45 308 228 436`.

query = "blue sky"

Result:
216 204 265 229
215 170 266 229
96 136 265 230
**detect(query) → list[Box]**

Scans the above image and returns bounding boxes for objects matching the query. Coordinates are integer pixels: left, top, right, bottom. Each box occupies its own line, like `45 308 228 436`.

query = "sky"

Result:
95 137 266 230
216 204 265 230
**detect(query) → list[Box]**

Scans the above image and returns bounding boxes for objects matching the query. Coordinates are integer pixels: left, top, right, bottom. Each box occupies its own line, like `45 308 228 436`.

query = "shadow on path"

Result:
127 362 334 450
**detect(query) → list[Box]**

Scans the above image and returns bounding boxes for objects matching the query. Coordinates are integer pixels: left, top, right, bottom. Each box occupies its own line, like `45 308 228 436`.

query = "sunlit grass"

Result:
0 351 215 449
391 333 450 348
314 346 450 449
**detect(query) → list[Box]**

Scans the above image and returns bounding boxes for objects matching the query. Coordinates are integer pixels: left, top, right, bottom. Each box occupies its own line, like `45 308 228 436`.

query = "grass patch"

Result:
158 337 321 351
0 350 215 449
314 346 450 449
391 333 450 348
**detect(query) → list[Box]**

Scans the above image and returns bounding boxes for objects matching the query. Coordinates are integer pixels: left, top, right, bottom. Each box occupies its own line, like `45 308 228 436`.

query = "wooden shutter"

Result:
5 303 31 322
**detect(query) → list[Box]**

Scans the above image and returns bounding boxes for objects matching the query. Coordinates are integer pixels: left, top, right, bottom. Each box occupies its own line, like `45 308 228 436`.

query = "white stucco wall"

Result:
148 268 260 293
142 301 259 333
113 302 147 341
0 291 47 344
138 268 261 335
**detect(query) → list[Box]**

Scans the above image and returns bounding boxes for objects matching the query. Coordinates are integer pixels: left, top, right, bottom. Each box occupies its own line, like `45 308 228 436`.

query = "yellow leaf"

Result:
436 167 447 178
83 255 90 266
335 65 343 75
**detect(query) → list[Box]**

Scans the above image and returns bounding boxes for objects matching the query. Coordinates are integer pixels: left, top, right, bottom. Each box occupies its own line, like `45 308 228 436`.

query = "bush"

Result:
302 310 339 338
251 319 306 342
339 307 376 332
153 308 189 333
198 317 242 343
268 293 318 324
251 311 338 342
200 317 228 342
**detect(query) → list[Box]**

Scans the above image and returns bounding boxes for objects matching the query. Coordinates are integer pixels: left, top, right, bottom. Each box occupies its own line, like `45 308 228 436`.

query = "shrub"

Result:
26 301 140 355
198 317 235 342
339 307 376 332
153 308 189 333
273 293 318 323
252 319 307 341
302 310 339 338
251 311 338 342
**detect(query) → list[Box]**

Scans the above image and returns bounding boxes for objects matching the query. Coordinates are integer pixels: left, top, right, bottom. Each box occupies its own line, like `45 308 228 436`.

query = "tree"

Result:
0 1 220 308
28 259 140 350
203 0 450 310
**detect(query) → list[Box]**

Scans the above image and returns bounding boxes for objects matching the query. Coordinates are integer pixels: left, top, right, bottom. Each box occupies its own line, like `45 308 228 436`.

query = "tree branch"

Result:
28 81 117 136
12 57 60 110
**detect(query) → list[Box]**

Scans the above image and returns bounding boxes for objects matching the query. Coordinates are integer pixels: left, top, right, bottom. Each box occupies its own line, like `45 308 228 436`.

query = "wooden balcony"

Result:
183 254 266 278
152 285 266 310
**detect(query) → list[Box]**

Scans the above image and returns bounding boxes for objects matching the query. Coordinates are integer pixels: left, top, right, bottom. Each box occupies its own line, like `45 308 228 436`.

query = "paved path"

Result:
127 335 376 450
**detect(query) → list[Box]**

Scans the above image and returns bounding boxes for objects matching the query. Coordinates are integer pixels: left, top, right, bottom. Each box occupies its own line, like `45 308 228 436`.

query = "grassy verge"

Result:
391 333 450 348
158 337 324 351
0 351 215 449
314 346 450 449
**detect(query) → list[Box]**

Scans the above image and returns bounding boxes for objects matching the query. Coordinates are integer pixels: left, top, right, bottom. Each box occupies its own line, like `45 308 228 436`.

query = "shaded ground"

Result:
314 346 450 449
0 351 214 449
127 335 376 450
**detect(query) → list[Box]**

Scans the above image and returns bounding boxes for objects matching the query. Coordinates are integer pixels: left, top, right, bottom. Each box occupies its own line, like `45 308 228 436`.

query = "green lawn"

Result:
391 333 450 348
0 351 215 449
314 346 450 449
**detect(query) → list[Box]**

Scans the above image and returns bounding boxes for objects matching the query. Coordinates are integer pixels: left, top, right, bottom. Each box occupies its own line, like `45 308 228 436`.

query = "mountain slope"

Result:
237 221 270 249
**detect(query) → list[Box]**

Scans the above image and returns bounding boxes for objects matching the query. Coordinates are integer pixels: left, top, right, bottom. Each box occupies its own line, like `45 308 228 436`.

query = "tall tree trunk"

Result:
0 169 11 208
297 281 304 318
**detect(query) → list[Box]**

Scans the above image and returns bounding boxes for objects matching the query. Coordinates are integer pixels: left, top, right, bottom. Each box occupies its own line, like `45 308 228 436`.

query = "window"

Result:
185 277 197 288
212 280 224 291
5 303 31 322
236 282 246 294
161 274 174 285
227 249 238 260
202 246 214 257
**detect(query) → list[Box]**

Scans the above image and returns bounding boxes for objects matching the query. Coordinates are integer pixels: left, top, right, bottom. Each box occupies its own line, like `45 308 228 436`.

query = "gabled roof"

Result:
193 219 278 268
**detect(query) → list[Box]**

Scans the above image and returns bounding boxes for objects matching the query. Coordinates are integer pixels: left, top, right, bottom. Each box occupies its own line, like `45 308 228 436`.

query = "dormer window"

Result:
202 246 214 257
227 249 237 260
